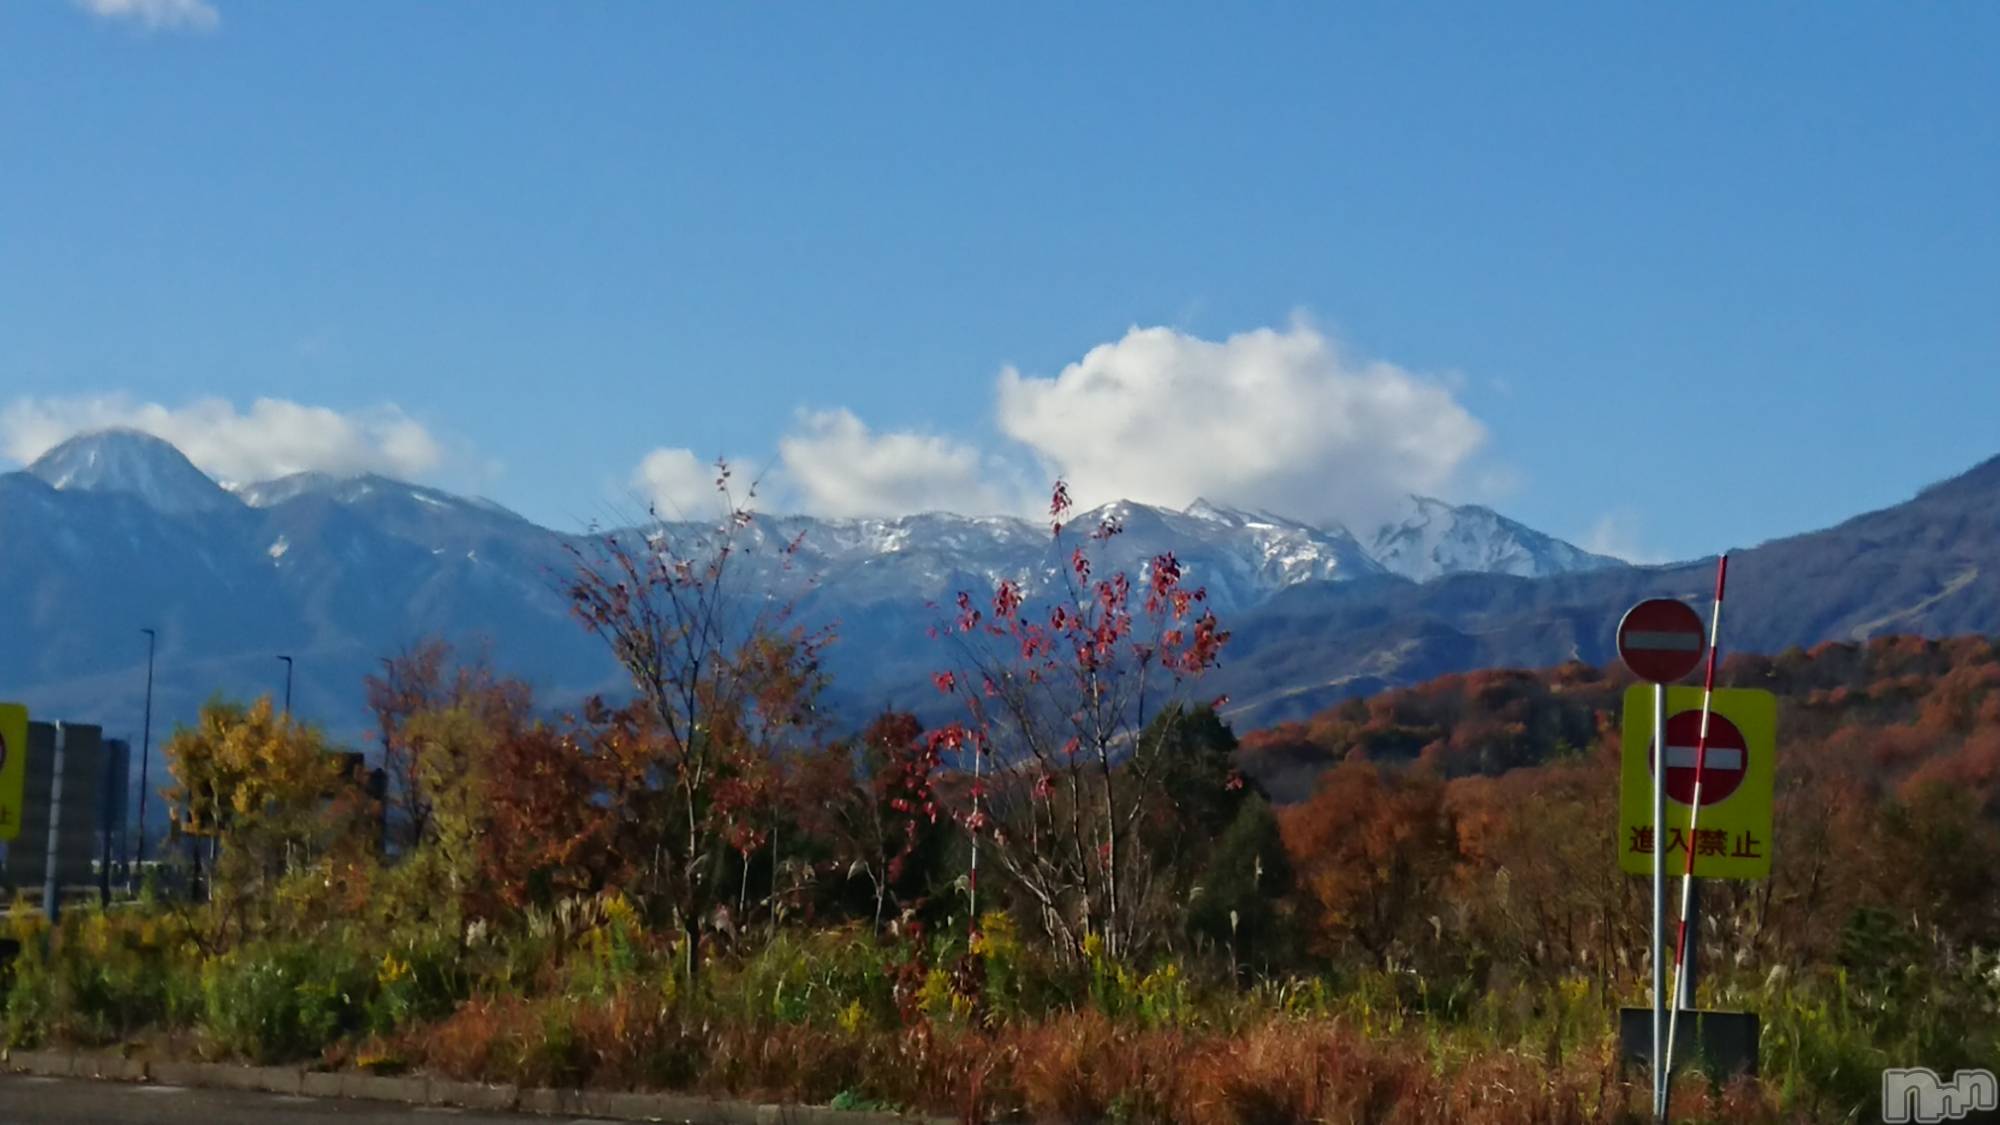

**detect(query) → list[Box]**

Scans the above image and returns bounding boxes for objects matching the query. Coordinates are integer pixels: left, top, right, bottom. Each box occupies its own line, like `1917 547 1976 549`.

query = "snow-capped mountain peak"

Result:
15 432 1624 593
1366 494 1624 581
0 430 1661 749
227 470 345 508
1184 497 1246 525
230 471 528 523
24 429 239 515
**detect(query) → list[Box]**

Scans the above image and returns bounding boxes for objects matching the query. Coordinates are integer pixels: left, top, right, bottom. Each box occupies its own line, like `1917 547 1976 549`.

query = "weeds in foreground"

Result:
0 899 1979 1123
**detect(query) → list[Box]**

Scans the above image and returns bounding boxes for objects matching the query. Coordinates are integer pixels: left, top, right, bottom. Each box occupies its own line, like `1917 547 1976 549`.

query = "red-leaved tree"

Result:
929 482 1230 959
812 711 951 933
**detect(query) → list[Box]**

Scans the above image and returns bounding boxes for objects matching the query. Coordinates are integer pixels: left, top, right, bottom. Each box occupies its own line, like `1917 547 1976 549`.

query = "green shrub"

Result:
365 938 467 1037
2 923 54 1049
559 892 652 1001
1742 960 2000 1120
970 911 1089 1025
3 907 204 1047
1079 932 1194 1029
518 1000 586 1087
201 941 372 1063
714 928 899 1031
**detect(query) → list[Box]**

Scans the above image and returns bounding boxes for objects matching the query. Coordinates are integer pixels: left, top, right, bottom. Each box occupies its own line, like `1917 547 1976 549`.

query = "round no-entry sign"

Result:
1649 710 1748 806
1617 598 1706 683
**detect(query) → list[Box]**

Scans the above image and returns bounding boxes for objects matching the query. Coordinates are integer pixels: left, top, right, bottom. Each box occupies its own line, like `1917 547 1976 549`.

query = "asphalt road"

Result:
0 1074 601 1124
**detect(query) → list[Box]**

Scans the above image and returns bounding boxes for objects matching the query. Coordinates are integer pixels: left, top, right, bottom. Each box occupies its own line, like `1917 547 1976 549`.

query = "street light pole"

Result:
277 654 294 717
377 656 396 756
136 628 156 872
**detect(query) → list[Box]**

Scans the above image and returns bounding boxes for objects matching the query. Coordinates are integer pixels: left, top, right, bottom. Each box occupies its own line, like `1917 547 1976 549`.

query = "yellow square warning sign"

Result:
0 703 27 842
1619 685 1775 880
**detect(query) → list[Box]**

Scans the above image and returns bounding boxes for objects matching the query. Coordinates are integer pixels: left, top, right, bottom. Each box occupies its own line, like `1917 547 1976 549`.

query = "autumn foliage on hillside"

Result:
1253 634 2000 1111
10 466 2000 1122
1244 634 2000 809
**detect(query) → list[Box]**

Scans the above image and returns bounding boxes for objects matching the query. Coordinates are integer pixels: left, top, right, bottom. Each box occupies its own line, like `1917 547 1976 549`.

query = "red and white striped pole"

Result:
1662 554 1728 1110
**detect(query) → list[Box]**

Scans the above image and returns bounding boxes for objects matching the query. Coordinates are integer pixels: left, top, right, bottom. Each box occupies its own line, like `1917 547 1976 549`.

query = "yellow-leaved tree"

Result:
163 697 373 942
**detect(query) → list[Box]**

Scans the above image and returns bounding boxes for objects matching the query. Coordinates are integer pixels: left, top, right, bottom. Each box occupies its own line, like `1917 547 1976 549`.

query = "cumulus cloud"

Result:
1581 511 1667 565
0 395 447 484
994 321 1487 526
634 411 1030 520
775 408 1027 519
626 319 1501 525
72 0 219 32
631 447 743 517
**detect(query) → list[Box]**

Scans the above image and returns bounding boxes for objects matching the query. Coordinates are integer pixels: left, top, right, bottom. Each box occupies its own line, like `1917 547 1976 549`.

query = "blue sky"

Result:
2 3 1994 561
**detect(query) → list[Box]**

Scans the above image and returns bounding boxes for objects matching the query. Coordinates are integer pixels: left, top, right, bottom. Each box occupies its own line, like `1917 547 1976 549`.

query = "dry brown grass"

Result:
407 996 1812 1123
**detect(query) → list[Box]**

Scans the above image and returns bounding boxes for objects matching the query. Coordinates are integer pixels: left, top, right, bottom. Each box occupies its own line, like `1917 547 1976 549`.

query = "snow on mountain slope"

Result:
2 429 1629 749
664 499 1393 617
1367 496 1626 581
14 431 1627 628
22 431 1617 600
233 472 527 523
1053 500 1385 612
25 429 240 516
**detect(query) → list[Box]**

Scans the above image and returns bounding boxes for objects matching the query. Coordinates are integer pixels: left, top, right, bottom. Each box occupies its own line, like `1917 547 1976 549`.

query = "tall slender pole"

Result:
43 722 67 923
379 658 395 756
136 628 156 873
1664 555 1730 1118
1678 879 1700 1009
278 655 294 717
98 739 114 908
1651 679 1667 1120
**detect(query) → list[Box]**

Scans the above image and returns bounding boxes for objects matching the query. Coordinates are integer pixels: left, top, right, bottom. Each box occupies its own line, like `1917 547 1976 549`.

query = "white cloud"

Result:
1 395 448 484
994 320 1488 526
626 318 1507 525
632 447 744 518
774 408 1027 519
1581 511 1666 564
72 0 219 32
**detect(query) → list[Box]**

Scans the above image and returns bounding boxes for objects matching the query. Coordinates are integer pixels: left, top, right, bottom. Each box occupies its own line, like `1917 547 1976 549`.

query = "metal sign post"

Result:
1652 678 1667 1119
1665 557 1730 1117
1616 595 1708 1122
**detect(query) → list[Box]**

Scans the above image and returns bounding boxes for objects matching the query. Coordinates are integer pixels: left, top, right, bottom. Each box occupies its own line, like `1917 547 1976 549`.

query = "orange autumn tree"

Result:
930 482 1230 960
1281 759 1456 971
562 464 830 980
473 709 628 916
364 638 532 853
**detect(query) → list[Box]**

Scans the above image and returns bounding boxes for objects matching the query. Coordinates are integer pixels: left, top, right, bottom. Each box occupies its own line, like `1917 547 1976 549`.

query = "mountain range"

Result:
3 428 1996 772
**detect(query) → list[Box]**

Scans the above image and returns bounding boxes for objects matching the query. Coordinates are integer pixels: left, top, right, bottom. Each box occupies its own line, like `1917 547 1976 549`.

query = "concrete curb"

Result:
73 1051 148 1082
340 1071 430 1104
6 1048 73 1078
428 1076 521 1112
0 1046 956 1124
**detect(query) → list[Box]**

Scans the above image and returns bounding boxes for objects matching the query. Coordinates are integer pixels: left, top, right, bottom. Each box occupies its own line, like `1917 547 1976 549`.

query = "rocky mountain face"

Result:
12 428 1997 765
1206 454 2000 729
25 427 237 515
1368 496 1620 581
0 429 1626 740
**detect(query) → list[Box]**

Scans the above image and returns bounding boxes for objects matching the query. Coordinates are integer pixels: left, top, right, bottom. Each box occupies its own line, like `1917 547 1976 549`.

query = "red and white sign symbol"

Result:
1648 710 1747 806
1617 598 1707 683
